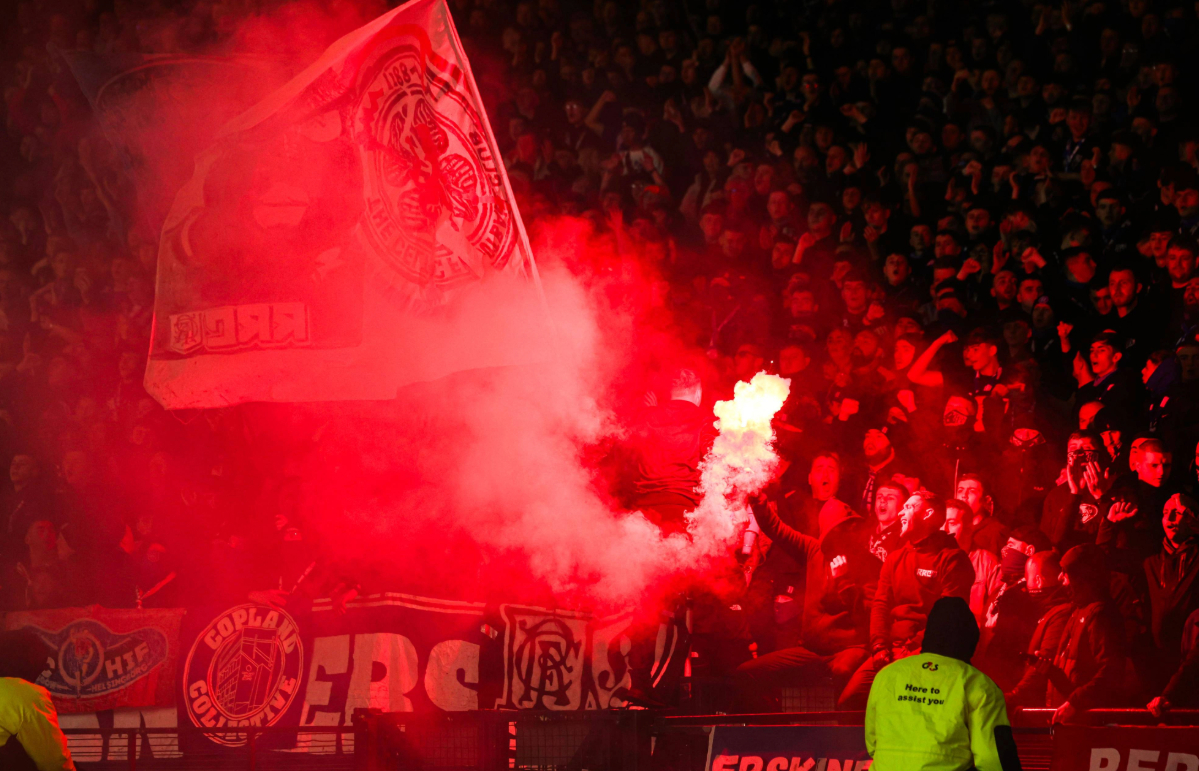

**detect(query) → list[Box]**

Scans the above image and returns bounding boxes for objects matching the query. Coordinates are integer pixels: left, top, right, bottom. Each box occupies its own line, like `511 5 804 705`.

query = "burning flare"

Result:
686 372 791 559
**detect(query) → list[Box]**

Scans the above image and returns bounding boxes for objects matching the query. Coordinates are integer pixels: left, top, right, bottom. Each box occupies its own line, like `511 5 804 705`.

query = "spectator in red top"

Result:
839 489 973 708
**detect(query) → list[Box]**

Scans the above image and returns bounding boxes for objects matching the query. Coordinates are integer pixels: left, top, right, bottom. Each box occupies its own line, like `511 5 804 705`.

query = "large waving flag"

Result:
145 0 550 408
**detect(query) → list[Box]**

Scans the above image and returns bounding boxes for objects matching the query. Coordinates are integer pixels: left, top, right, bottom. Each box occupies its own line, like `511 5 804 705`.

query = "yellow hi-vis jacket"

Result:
865 652 1014 771
0 678 75 771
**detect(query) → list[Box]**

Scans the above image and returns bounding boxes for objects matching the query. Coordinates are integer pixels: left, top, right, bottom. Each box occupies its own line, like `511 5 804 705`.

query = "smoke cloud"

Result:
269 227 790 611
102 1 792 611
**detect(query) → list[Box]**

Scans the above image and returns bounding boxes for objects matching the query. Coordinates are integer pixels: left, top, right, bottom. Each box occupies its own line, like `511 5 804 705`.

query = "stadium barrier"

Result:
62 709 1199 771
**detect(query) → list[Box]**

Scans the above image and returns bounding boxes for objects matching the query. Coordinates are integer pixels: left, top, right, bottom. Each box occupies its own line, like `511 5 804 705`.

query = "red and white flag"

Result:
145 0 550 408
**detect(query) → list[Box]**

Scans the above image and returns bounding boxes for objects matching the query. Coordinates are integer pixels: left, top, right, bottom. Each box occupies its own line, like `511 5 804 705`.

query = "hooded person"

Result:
915 392 994 496
628 368 718 533
1005 551 1075 706
246 505 360 616
865 597 1021 771
850 425 917 516
1009 544 1129 722
995 413 1058 527
975 535 1056 692
1144 353 1181 434
738 496 882 710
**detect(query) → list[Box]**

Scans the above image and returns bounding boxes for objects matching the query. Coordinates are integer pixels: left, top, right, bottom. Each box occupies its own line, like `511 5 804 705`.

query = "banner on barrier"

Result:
173 593 683 750
4 606 185 714
1050 724 1199 771
10 593 686 758
704 725 872 771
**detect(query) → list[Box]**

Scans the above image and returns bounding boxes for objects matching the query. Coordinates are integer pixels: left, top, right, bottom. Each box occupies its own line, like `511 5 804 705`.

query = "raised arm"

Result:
749 497 820 564
906 329 956 387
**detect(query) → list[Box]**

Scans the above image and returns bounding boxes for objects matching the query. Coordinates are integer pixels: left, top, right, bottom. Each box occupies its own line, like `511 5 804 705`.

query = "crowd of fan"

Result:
543 0 1199 717
1 0 1199 718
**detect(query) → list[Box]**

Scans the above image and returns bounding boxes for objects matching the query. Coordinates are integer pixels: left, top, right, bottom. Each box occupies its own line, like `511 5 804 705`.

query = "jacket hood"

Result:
915 529 961 551
921 596 979 664
1146 356 1181 398
1030 584 1071 613
818 499 861 542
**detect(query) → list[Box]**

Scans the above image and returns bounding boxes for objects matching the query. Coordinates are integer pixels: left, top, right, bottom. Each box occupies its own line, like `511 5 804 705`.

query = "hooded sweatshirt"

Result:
870 529 975 651
1145 355 1180 433
751 499 882 654
865 597 1020 771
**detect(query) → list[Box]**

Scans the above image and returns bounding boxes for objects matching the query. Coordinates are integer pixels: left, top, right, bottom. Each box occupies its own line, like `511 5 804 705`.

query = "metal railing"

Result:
62 709 1199 770
659 707 1199 727
63 726 355 770
654 708 1199 771
354 710 649 771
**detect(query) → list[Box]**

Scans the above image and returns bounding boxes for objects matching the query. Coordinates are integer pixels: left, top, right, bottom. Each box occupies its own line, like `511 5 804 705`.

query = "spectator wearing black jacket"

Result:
867 480 907 564
956 473 1009 556
1140 494 1199 693
975 530 1055 692
1075 332 1144 431
1099 438 1176 576
1038 545 1129 723
1148 608 1199 715
1042 431 1109 551
850 427 915 516
995 416 1058 528
1006 551 1073 706
627 369 715 533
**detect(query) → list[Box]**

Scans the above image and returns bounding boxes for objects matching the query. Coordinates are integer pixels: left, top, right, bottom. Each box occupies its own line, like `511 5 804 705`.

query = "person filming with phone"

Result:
1041 431 1110 552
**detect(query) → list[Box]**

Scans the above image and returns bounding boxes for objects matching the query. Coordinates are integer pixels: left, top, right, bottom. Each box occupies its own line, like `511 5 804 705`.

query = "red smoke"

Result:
114 2 778 611
241 218 792 611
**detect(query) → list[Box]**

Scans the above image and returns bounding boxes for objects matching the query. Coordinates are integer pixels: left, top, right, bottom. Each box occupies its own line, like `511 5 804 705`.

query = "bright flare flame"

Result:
685 372 791 558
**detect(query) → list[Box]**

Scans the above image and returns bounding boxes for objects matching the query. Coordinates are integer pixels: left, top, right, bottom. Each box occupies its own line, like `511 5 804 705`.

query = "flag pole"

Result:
437 0 563 352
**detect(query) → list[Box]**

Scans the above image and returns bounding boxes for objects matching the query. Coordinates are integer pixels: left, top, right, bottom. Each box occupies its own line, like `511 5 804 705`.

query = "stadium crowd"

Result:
1 0 1199 720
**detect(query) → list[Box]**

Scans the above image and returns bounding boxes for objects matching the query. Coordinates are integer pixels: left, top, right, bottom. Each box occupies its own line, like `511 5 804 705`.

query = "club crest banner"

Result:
4 606 184 714
24 594 686 761
169 593 685 752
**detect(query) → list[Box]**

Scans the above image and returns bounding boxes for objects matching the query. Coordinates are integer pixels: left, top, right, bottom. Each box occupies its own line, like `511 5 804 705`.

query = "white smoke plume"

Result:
684 372 791 566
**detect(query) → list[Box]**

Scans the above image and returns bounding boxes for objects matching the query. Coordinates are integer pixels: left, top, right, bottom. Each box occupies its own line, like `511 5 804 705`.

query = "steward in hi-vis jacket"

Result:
0 631 75 771
865 597 1021 771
